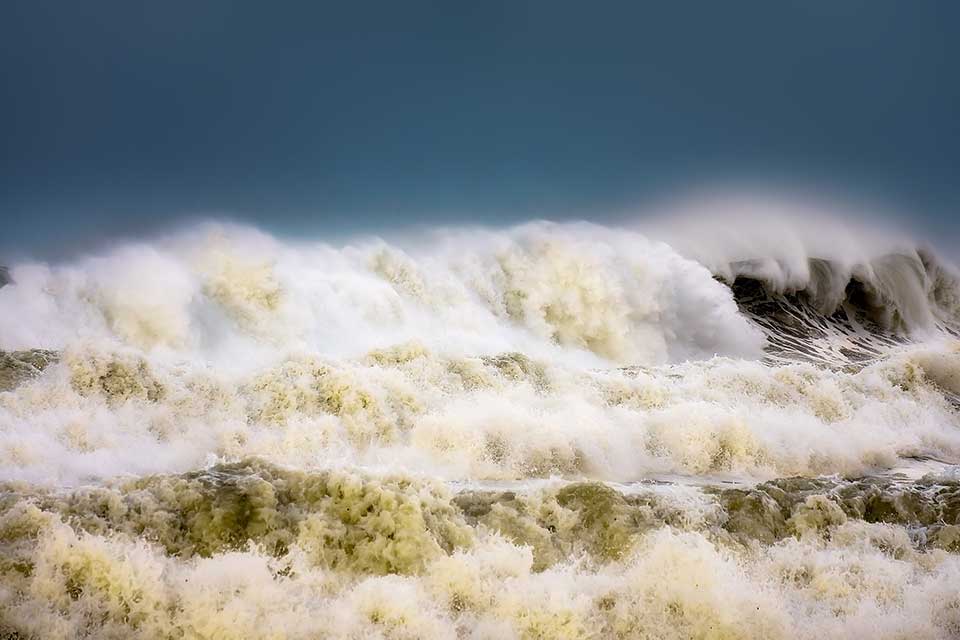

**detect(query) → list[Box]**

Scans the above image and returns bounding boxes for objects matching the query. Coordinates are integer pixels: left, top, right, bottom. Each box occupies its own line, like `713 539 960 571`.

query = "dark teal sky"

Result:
2 1 958 258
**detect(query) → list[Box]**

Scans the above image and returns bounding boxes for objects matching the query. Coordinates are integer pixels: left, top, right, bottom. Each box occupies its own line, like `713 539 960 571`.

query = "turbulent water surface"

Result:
2 216 960 639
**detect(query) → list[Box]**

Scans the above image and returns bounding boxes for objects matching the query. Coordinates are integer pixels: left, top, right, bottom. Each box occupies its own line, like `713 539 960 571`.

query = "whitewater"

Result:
2 204 960 639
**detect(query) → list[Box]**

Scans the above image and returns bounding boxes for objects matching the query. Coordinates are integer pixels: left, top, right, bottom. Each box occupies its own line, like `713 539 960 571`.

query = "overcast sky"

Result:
2 1 958 258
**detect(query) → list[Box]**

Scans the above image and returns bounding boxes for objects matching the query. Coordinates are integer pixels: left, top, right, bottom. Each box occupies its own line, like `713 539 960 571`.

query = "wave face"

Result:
2 213 960 639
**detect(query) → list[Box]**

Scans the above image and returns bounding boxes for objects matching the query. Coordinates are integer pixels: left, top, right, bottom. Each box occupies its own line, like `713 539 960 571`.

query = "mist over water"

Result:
2 196 960 639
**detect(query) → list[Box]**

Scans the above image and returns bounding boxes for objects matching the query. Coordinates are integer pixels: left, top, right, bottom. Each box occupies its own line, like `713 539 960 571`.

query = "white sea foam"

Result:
0 222 767 363
2 201 960 638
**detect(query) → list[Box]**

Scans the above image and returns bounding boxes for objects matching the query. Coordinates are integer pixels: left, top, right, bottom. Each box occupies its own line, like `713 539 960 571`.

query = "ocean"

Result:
1 216 959 639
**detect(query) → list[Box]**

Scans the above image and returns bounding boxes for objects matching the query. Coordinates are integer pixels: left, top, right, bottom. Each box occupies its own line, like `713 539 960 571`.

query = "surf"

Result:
2 201 960 639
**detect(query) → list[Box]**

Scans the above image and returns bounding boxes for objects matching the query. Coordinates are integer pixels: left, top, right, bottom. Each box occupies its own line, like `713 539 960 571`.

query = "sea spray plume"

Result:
633 195 960 369
640 194 958 333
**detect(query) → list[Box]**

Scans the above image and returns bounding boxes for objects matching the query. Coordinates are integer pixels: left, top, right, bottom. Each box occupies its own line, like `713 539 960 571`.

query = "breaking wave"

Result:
2 205 960 638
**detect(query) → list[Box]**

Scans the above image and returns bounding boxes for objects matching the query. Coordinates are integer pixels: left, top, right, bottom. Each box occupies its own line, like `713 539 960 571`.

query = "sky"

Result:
1 1 958 258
